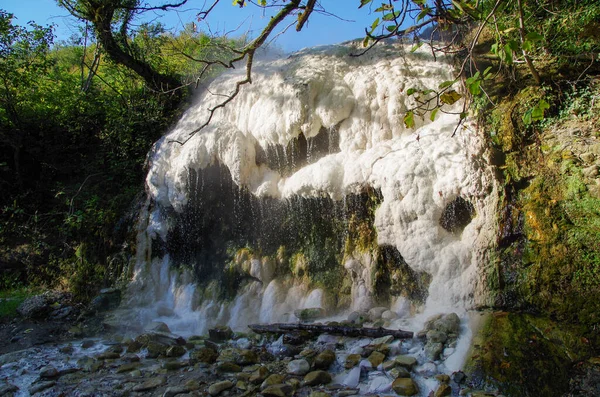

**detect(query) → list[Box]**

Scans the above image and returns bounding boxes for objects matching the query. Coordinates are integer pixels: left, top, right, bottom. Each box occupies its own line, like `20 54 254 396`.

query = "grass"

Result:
0 287 37 318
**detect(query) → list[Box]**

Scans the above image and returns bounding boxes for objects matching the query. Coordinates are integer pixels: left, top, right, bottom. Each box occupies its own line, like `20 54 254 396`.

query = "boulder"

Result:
189 347 218 364
313 349 336 369
394 355 417 369
262 384 293 397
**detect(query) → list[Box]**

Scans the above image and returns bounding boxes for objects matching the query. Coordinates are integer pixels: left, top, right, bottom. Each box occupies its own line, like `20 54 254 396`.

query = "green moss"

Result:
0 287 37 318
465 312 591 397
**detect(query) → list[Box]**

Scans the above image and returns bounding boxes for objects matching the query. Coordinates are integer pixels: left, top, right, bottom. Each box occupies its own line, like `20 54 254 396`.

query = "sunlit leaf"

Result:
416 7 431 23
440 90 462 105
430 108 439 121
438 80 455 89
359 0 373 8
404 111 415 128
369 18 380 34
410 41 423 53
406 87 418 95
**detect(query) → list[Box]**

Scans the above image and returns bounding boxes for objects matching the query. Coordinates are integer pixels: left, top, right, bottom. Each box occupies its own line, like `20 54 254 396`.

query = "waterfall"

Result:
122 42 496 337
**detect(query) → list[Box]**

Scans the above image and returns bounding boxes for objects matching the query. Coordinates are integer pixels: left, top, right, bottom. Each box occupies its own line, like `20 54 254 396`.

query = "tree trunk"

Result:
248 323 414 339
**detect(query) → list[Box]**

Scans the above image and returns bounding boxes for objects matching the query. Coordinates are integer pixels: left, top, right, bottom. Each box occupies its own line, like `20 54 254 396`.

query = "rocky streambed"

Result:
0 302 501 397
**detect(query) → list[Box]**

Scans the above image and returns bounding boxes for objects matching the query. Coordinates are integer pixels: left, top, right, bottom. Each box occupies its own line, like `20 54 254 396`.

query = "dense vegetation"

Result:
0 10 242 303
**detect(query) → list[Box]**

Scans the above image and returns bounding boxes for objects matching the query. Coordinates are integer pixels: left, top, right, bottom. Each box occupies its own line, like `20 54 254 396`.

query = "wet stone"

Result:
216 362 242 373
427 330 448 344
434 383 452 397
237 349 258 365
261 374 286 390
208 380 234 396
392 377 419 396
29 381 56 394
338 390 360 396
163 385 190 397
394 355 417 369
287 358 310 375
435 374 451 384
250 366 270 384
303 370 332 386
116 362 140 373
145 321 171 333
122 353 140 362
345 353 362 368
367 351 386 368
190 347 218 364
166 345 186 357
133 376 167 391
294 307 326 321
371 335 394 345
314 349 336 369
209 326 234 342
163 360 187 370
310 392 331 397
0 383 18 395
262 384 294 397
425 341 444 360
146 341 168 358
97 351 120 360
40 365 59 378
390 366 411 379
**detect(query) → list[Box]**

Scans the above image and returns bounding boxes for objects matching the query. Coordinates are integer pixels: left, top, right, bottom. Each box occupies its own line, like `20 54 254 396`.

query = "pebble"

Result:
303 370 332 386
40 365 59 378
29 381 56 394
392 377 419 396
343 366 361 387
132 376 166 392
287 358 310 375
208 380 234 396
262 384 294 397
394 355 417 369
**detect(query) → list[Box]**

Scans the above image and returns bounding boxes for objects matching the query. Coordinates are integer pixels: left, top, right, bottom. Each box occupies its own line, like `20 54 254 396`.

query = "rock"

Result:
208 380 234 396
310 392 331 397
314 349 336 369
382 360 396 371
338 391 360 397
580 152 595 163
145 321 171 333
163 385 190 397
237 349 258 365
425 341 444 360
0 383 18 396
146 341 168 358
434 383 452 397
392 377 418 396
209 326 234 342
416 362 437 376
345 353 362 368
452 370 466 384
122 353 141 362
294 307 326 321
303 370 332 386
166 345 186 357
583 165 599 178
394 355 417 369
250 366 270 384
262 384 294 397
216 362 242 373
260 374 286 390
434 313 461 334
368 351 386 367
381 310 399 321
368 306 389 321
97 351 120 360
59 345 74 354
287 358 310 375
89 288 121 312
371 335 394 345
163 360 187 370
40 365 59 378
77 356 97 372
117 363 140 373
81 340 96 349
190 347 218 364
29 381 56 394
427 330 448 343
389 366 411 379
17 295 50 318
133 376 166 392
343 366 361 388
347 311 368 325
435 374 451 384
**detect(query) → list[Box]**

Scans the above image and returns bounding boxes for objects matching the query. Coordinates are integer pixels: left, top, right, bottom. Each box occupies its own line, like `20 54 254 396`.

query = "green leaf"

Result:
503 43 514 64
483 66 493 78
359 0 373 8
362 36 370 47
382 11 400 21
386 25 397 32
369 18 380 34
406 87 418 95
430 108 439 121
522 109 533 125
410 41 423 53
404 111 415 128
416 7 430 23
467 79 481 95
438 80 455 89
525 31 544 42
523 40 534 52
440 90 462 105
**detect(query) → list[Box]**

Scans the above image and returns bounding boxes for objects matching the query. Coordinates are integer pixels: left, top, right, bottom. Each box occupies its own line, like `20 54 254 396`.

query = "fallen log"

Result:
248 323 413 339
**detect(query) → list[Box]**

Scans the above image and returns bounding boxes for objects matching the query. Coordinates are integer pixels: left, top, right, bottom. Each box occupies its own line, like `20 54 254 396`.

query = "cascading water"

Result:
121 41 496 366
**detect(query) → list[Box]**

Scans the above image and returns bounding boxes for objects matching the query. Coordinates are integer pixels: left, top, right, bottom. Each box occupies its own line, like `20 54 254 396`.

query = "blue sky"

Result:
2 1 380 52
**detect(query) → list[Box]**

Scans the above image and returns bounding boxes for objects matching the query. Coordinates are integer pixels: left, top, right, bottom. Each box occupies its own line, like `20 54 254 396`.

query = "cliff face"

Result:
466 63 600 395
